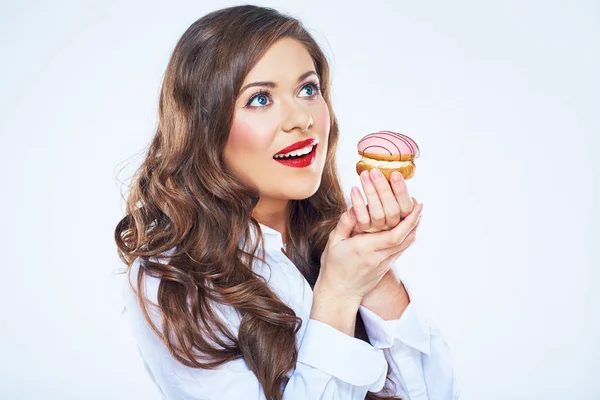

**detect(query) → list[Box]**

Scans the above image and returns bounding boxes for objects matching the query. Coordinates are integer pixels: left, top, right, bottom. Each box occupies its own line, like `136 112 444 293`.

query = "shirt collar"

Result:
257 222 282 237
246 222 285 255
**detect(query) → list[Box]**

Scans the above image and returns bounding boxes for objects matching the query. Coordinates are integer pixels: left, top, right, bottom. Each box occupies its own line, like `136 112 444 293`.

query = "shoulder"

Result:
124 247 176 308
122 255 165 335
121 251 253 397
122 247 242 337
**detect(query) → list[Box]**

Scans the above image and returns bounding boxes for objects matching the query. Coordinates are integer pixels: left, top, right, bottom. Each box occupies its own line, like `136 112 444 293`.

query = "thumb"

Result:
329 207 357 245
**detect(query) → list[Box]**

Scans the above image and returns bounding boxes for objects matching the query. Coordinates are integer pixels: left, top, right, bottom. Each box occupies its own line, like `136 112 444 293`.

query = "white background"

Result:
1 0 598 399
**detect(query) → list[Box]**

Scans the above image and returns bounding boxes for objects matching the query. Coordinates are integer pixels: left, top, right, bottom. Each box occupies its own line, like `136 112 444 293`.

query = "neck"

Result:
252 197 289 243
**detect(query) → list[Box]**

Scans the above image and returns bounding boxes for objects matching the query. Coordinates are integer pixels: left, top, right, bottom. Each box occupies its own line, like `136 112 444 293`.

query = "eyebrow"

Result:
239 71 319 95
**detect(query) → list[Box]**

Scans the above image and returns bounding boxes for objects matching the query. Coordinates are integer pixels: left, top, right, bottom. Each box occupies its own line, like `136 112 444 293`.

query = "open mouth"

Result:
273 143 318 168
274 142 316 159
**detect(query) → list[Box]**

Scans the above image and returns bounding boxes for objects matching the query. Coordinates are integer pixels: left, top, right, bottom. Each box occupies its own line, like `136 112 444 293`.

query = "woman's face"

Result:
224 37 330 203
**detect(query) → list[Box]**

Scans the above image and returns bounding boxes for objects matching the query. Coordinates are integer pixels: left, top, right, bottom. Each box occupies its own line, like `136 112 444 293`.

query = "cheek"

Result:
228 121 259 150
315 103 331 140
227 120 274 157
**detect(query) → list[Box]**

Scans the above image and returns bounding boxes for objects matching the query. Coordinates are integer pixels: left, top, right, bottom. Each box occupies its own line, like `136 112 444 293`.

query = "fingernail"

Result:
360 170 370 183
370 168 383 181
391 171 402 182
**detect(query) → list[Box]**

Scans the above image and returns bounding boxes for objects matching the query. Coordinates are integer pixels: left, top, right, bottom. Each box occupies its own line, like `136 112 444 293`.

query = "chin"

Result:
281 179 322 200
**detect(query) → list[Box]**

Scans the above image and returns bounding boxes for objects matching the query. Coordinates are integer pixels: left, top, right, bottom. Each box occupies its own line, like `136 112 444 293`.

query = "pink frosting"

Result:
357 130 420 158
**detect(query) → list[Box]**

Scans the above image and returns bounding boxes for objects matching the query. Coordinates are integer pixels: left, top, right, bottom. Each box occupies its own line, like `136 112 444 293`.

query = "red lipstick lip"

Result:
274 138 318 157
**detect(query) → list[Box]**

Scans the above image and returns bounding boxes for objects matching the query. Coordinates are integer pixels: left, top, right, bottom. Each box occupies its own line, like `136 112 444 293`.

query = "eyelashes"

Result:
244 80 322 109
245 89 273 108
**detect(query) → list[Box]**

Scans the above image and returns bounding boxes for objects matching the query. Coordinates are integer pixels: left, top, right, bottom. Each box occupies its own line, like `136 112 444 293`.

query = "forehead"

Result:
242 37 315 84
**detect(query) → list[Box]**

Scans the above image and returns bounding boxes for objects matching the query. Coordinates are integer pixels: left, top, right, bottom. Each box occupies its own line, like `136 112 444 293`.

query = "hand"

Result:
316 200 423 303
348 168 423 316
311 197 422 335
350 168 417 235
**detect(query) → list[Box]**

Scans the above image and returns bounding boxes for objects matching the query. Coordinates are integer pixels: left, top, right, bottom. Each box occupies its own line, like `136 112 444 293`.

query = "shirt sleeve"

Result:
358 281 460 400
123 258 389 400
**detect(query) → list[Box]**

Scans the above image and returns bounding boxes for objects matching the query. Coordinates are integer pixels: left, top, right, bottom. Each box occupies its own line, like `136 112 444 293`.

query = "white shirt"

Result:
123 222 460 400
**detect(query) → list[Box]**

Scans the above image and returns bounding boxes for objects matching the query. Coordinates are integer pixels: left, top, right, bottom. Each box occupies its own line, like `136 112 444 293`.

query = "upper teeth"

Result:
275 144 315 158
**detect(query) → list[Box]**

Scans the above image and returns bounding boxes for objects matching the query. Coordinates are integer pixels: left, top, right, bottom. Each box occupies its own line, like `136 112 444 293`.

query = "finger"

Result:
329 207 357 246
375 217 421 259
377 247 408 274
406 197 418 222
360 170 386 230
350 186 371 233
370 168 401 229
390 171 414 219
358 202 423 253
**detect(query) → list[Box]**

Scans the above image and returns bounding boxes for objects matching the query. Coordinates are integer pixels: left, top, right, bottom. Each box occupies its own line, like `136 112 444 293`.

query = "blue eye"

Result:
247 91 272 108
300 82 321 97
244 81 321 109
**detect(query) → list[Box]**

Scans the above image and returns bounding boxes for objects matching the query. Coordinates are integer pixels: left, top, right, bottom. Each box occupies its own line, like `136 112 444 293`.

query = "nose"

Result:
281 100 313 134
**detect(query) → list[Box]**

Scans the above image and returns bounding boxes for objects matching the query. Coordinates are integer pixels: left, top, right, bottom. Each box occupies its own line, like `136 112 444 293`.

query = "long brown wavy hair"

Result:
115 5 400 399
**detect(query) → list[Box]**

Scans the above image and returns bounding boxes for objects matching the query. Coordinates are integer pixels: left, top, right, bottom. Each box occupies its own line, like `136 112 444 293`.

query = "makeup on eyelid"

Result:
245 81 321 108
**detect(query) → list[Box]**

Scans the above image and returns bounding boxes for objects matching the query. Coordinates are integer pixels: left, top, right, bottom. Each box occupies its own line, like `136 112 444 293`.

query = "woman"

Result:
115 5 459 400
